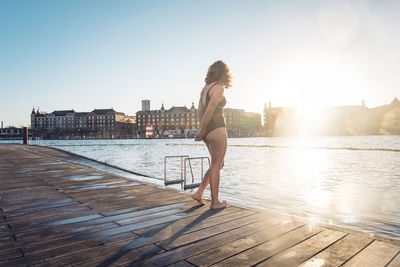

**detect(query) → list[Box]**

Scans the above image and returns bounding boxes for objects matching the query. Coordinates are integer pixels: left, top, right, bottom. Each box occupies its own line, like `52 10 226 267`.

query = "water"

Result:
4 136 400 239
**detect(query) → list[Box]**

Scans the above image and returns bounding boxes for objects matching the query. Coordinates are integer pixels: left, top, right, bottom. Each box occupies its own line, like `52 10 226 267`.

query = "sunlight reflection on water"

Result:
37 135 400 239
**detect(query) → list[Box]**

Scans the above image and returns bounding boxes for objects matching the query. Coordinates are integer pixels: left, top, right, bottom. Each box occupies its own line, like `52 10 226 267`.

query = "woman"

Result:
192 60 232 209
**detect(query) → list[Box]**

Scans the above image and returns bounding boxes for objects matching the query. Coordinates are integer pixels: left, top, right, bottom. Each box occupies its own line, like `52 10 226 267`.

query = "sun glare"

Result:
266 52 365 111
296 58 361 106
294 105 329 137
264 52 366 137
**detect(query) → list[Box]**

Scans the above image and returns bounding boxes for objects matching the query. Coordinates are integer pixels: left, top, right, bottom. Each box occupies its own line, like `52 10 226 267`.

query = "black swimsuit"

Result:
203 83 227 137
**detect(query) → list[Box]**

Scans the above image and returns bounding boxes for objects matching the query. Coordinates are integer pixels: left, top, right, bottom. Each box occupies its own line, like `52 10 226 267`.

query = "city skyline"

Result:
1 96 399 129
1 0 400 127
5 97 397 129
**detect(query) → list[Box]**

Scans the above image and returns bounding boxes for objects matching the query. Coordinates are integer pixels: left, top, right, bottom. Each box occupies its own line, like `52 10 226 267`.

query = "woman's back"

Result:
202 83 226 109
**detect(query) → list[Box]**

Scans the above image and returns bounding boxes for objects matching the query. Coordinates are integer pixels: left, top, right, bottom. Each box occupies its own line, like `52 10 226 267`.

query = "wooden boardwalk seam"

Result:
0 144 399 266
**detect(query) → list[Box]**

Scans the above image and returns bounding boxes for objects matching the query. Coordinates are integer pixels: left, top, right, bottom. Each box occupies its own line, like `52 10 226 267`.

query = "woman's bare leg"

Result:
192 142 212 205
206 128 228 209
192 168 210 205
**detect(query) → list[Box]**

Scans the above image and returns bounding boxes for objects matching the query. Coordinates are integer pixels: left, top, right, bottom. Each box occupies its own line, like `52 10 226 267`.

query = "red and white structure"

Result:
145 124 153 138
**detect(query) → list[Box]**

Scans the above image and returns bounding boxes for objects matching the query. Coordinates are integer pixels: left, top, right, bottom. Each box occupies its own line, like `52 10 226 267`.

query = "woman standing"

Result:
192 60 232 209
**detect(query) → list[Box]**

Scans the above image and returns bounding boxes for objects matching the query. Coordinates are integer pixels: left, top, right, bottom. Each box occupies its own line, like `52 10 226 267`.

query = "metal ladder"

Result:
164 155 189 188
164 155 210 190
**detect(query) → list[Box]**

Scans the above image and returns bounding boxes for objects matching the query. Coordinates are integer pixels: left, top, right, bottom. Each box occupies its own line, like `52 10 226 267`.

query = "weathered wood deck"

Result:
0 144 399 266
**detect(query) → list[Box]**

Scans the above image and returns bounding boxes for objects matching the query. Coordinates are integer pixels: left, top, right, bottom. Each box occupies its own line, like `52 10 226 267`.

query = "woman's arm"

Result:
195 85 224 140
197 91 205 123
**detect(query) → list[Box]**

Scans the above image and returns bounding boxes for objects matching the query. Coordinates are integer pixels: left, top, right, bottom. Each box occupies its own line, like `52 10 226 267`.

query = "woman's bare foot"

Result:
210 200 228 210
192 192 206 205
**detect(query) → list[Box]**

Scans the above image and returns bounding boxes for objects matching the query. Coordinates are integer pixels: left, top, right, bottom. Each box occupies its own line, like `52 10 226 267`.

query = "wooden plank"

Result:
10 201 190 238
4 200 80 216
0 249 20 262
134 208 252 239
257 229 346 266
298 233 373 267
155 213 267 250
1 196 74 212
8 232 137 266
79 213 190 240
7 209 96 230
68 187 163 201
167 260 195 267
343 240 400 267
10 210 102 234
9 208 99 226
33 243 164 267
116 205 235 226
16 222 119 248
65 201 193 228
81 194 191 208
187 220 304 266
0 238 17 253
101 205 154 216
6 205 91 225
19 223 122 254
120 210 259 252
134 218 287 266
87 197 194 213
212 224 322 266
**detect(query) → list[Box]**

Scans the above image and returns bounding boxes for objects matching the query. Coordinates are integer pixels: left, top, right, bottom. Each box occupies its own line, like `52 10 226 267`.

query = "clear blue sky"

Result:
1 0 399 127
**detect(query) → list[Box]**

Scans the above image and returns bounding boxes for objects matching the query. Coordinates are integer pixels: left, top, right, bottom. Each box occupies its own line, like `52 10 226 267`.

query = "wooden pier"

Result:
0 144 399 266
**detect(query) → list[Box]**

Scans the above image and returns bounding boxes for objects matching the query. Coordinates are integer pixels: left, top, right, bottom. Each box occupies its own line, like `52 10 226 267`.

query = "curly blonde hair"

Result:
205 60 232 88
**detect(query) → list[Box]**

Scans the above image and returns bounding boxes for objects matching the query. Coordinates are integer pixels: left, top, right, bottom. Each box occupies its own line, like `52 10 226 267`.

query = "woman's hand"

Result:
195 129 206 142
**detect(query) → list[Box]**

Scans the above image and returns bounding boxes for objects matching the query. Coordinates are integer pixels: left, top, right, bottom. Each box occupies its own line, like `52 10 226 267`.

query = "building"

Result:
30 108 136 139
136 102 199 138
369 97 400 134
263 102 284 136
263 98 400 136
224 108 262 137
0 127 25 139
142 100 150 111
136 100 262 138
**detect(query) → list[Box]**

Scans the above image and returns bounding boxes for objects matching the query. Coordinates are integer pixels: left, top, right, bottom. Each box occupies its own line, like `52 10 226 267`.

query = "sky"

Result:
1 0 399 127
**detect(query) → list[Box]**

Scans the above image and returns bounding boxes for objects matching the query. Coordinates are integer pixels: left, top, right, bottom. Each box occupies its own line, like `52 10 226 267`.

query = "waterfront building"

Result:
0 127 24 139
30 108 136 138
263 98 400 136
263 102 282 136
369 97 400 134
224 108 262 137
136 100 262 138
136 101 199 138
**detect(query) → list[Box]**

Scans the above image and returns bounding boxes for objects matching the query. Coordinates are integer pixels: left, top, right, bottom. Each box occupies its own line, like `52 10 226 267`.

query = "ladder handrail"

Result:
164 155 210 190
184 157 210 190
164 155 189 189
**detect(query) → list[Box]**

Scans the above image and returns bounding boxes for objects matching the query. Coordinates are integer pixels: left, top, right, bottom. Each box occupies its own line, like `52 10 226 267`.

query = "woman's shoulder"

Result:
209 83 224 96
